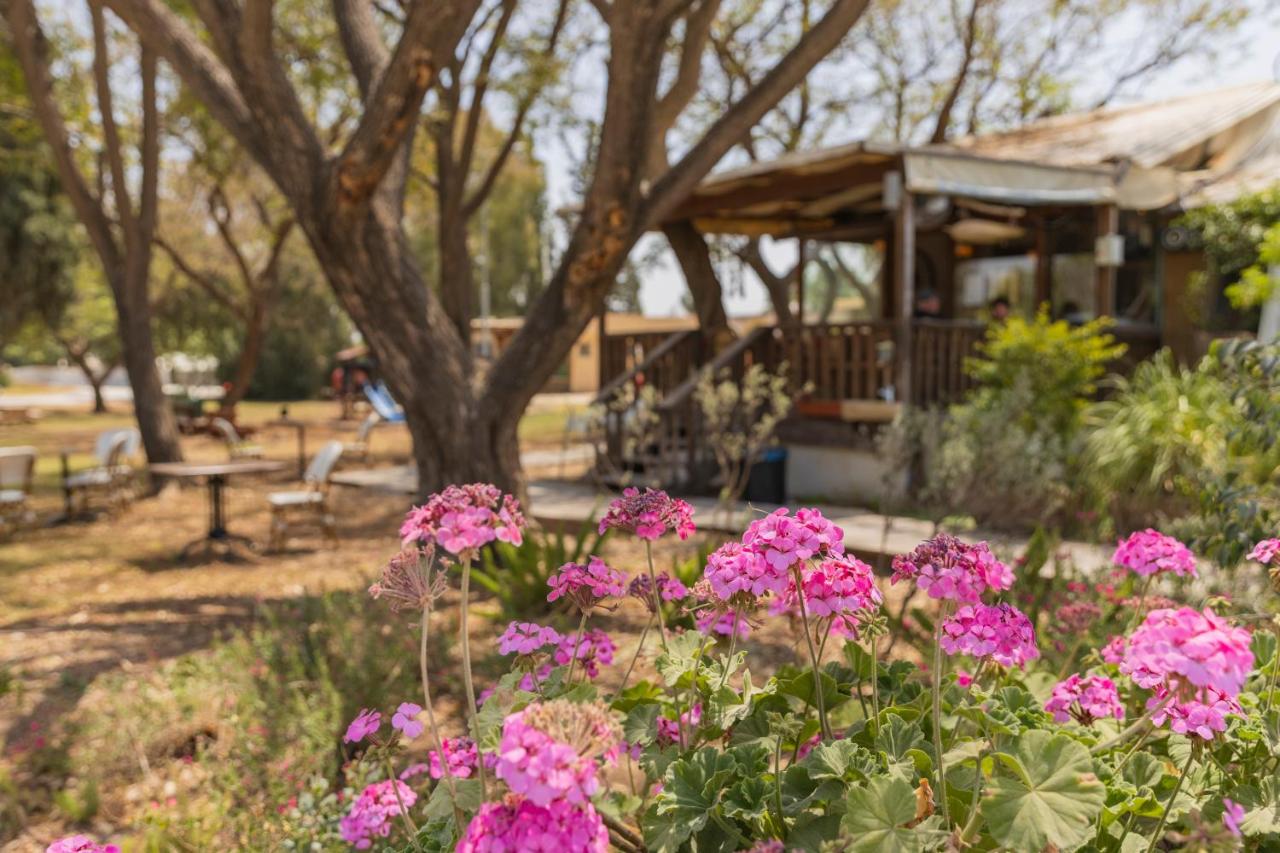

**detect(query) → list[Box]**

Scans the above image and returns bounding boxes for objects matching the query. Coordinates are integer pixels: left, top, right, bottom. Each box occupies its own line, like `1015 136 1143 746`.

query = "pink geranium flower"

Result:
343 708 381 744
628 572 689 614
777 553 882 622
1045 673 1125 725
939 602 1039 668
458 797 609 852
891 534 1014 604
598 487 695 541
553 629 616 679
1223 798 1245 838
1100 634 1127 664
1119 607 1253 699
391 702 424 739
742 507 844 577
655 703 702 747
547 557 626 612
704 540 779 601
46 837 120 853
1148 684 1244 740
695 607 752 639
495 710 601 807
1112 529 1197 578
338 780 417 849
399 483 524 556
1248 538 1280 565
498 621 563 656
428 736 479 779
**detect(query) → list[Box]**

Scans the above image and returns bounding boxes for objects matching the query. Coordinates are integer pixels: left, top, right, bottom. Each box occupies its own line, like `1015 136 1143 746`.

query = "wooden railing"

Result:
594 318 1162 491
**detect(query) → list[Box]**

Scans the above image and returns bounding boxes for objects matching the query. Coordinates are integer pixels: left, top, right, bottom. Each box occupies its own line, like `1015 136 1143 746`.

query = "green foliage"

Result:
473 514 609 620
1177 186 1280 309
694 362 796 508
965 308 1125 435
979 731 1105 850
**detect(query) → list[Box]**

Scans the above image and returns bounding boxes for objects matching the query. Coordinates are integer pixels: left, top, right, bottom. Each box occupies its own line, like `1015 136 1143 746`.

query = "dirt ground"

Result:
0 397 589 760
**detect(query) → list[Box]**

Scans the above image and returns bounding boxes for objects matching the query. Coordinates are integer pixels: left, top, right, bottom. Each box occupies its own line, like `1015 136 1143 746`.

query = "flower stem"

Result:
718 612 740 691
645 540 670 654
1145 747 1195 853
1091 695 1171 755
931 614 951 826
383 754 423 852
566 610 590 686
419 605 462 827
1127 574 1153 632
458 556 487 797
613 615 653 702
869 636 882 734
792 564 831 740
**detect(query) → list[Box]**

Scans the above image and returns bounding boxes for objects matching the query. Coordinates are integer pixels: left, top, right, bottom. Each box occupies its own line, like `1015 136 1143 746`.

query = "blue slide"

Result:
363 382 406 423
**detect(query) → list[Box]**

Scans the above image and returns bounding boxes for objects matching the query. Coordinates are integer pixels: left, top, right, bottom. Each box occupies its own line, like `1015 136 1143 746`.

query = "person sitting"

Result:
913 290 942 319
989 296 1011 322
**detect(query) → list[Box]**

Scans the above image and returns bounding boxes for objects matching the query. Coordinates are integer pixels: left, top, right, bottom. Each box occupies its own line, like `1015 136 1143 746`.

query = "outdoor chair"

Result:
62 429 137 515
212 417 264 460
267 440 344 551
342 412 381 463
0 446 37 538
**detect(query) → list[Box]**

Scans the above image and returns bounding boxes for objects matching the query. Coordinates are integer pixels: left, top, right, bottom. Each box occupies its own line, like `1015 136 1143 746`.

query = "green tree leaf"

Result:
980 730 1106 851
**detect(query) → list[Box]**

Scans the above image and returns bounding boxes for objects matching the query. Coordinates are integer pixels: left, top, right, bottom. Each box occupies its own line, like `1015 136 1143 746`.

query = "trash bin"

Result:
744 447 787 504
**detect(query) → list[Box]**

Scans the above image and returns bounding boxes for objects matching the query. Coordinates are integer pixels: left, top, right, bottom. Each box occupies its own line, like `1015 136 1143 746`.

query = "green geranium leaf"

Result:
981 730 1106 851
645 748 737 852
423 778 483 821
875 712 925 760
656 632 711 687
842 775 925 853
623 703 661 747
801 738 878 783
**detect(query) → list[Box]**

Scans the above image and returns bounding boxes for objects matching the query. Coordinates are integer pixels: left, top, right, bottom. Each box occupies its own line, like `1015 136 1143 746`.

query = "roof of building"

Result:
667 82 1280 236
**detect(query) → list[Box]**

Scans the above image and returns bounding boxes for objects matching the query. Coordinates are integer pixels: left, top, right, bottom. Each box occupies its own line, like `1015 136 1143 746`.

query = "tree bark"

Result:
5 0 182 462
663 219 731 341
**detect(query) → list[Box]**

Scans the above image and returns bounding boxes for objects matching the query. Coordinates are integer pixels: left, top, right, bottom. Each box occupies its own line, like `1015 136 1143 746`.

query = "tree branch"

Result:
645 0 871 226
457 0 517 181
90 4 134 235
154 235 248 319
332 0 481 210
928 0 983 144
5 0 120 272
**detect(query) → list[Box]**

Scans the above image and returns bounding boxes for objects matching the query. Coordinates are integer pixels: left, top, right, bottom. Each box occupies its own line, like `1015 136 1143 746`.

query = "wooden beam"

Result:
894 191 915 404
1034 216 1051 310
1094 205 1119 318
668 161 891 221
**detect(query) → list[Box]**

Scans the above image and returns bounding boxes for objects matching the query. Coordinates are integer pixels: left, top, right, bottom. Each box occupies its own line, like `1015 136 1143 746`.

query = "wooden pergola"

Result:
659 141 1152 403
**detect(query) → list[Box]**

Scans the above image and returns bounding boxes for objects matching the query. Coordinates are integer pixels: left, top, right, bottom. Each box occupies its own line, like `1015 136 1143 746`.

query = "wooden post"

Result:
1094 205 1119 318
1034 216 1051 312
894 191 915 404
795 238 807 329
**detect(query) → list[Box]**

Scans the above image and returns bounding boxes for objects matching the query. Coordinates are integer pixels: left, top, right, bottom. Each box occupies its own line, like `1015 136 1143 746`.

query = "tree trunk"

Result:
114 264 183 463
438 173 475 346
664 219 731 343
223 300 270 409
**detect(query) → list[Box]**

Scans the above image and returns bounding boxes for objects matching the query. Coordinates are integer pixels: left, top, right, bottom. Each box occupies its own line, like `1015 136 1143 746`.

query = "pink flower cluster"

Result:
428 736 479 779
1112 529 1197 578
780 553 882 621
695 607 752 639
46 838 119 853
391 702 423 739
1045 674 1125 725
1100 635 1127 664
495 711 600 807
458 796 609 853
399 483 524 555
547 557 627 611
339 780 418 849
891 534 1014 604
518 630 618 690
1148 685 1244 741
628 572 689 613
742 508 844 578
1117 606 1253 738
704 541 777 601
499 621 563 656
655 702 702 747
553 629 616 677
939 603 1039 668
598 487 695 541
1119 607 1253 698
1249 538 1280 565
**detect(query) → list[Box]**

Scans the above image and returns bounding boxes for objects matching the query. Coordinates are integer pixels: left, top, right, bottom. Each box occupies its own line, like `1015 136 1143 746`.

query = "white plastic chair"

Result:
64 430 132 514
343 412 381 463
267 440 344 550
0 446 37 537
212 417 264 460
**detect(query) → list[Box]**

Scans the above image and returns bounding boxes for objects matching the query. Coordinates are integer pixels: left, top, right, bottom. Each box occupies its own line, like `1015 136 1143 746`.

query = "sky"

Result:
531 4 1280 319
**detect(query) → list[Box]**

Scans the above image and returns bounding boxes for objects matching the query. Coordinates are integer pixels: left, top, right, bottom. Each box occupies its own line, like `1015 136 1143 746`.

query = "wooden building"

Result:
595 82 1280 496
